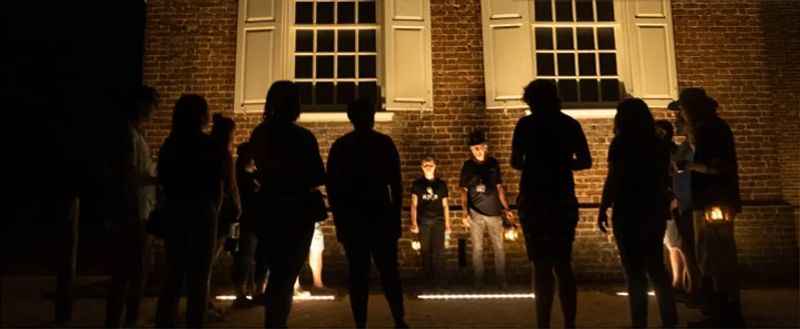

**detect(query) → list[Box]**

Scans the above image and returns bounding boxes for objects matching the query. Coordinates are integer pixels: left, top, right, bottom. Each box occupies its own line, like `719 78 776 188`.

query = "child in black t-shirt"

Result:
410 156 450 288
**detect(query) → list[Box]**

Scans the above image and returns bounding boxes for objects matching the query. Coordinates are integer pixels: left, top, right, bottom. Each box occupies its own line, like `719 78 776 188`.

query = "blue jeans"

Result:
469 209 506 285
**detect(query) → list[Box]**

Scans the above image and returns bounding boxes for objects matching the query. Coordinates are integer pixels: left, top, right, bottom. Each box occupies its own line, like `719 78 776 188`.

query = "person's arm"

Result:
496 184 516 223
388 139 404 239
442 197 451 233
228 155 243 220
597 141 620 234
410 194 419 234
460 188 470 229
571 122 592 171
510 119 526 170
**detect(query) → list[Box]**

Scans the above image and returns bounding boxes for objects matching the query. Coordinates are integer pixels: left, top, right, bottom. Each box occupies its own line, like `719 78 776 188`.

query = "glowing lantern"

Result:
504 226 519 241
704 206 729 223
411 240 421 252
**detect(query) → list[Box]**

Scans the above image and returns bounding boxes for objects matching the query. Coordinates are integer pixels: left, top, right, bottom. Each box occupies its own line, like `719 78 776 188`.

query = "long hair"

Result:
211 113 236 149
679 87 718 126
263 80 301 123
614 98 655 141
171 94 209 136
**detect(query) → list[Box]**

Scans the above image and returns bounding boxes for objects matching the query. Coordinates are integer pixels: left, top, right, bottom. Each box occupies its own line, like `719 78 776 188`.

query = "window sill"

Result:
298 112 394 123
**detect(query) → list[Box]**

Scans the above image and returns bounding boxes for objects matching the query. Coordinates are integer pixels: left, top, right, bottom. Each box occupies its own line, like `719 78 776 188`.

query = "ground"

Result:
2 276 798 328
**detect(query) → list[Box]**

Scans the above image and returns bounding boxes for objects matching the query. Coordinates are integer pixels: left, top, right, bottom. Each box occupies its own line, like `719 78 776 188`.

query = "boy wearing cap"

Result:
459 130 515 289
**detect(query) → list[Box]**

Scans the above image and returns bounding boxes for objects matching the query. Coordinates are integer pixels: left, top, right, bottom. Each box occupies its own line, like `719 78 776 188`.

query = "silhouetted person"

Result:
231 141 261 307
105 86 159 328
208 113 242 319
666 101 702 303
248 81 325 328
511 79 591 328
327 97 407 328
598 98 678 328
460 130 515 289
409 156 451 289
155 94 225 328
678 88 744 328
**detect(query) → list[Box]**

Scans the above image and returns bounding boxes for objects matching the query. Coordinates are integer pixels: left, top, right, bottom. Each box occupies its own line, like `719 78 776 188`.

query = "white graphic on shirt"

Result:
422 186 439 201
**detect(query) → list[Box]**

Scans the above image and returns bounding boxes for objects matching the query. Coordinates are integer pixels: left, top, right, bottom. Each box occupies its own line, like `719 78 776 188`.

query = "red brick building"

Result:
142 0 798 283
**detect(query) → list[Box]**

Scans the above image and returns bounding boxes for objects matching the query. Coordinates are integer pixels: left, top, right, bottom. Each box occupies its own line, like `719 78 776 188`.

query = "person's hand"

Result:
410 223 419 234
504 209 518 225
670 198 679 211
235 204 243 220
597 209 609 234
253 179 261 192
445 223 452 235
461 214 471 230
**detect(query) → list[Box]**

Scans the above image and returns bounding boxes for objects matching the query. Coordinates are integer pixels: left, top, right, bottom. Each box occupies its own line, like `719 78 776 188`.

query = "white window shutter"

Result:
480 0 534 109
622 0 678 108
235 0 286 113
383 0 433 111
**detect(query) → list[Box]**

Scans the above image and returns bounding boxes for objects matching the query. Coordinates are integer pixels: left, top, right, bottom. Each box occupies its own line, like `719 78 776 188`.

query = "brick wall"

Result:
143 0 799 283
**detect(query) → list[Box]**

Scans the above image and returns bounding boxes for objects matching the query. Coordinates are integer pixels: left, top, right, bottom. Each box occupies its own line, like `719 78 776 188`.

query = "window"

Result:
292 0 381 112
532 0 620 107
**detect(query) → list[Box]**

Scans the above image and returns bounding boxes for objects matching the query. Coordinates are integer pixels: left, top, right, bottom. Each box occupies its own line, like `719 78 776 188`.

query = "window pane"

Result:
358 1 376 23
359 30 376 52
338 30 356 52
556 28 574 50
534 0 552 21
579 79 599 102
578 53 596 75
577 28 594 50
316 82 335 105
295 2 313 24
558 80 579 102
337 82 357 105
599 53 617 75
576 0 594 21
359 55 376 78
597 28 615 49
296 30 314 52
535 28 554 50
316 56 334 78
601 79 620 101
297 82 313 105
358 81 378 103
555 0 573 21
338 2 355 23
338 56 355 78
596 0 614 21
317 30 334 52
316 2 335 24
557 54 576 76
295 56 313 78
536 53 555 76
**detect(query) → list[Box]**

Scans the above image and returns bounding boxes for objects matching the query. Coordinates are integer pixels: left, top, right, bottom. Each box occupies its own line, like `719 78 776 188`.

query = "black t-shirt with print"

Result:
459 157 503 216
412 177 449 224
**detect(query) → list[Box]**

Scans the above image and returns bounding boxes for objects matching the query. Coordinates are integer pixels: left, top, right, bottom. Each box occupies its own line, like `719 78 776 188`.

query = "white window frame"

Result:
480 0 678 119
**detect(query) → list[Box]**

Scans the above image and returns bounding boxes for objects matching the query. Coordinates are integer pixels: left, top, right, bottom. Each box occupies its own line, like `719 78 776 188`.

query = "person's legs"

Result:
532 255 556 328
616 231 649 328
124 224 150 327
309 223 325 288
185 216 216 328
429 221 446 286
469 210 487 287
553 241 577 328
233 230 257 299
645 239 678 327
419 222 434 283
55 196 79 325
667 247 684 288
677 211 700 296
485 215 506 287
263 222 314 328
344 240 371 328
372 237 406 327
155 237 187 328
106 224 134 328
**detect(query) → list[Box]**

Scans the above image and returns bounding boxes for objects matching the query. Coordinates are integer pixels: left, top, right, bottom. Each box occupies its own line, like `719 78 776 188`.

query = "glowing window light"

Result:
615 291 656 296
215 294 335 301
417 293 535 300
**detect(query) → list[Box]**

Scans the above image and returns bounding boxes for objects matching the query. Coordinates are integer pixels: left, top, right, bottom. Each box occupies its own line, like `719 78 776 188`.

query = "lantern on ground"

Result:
704 206 730 223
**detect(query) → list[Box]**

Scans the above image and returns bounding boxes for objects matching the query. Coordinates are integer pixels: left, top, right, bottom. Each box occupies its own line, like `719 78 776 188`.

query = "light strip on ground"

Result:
615 291 656 296
417 293 535 300
215 295 335 301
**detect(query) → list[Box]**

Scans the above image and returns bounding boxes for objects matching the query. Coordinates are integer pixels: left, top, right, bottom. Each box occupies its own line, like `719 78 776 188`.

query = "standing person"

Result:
208 113 242 319
155 94 226 328
293 222 328 296
409 156 451 289
667 101 702 303
248 81 326 328
598 98 678 328
327 97 407 329
678 88 744 328
231 141 261 307
105 86 159 328
460 130 515 290
511 79 591 328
